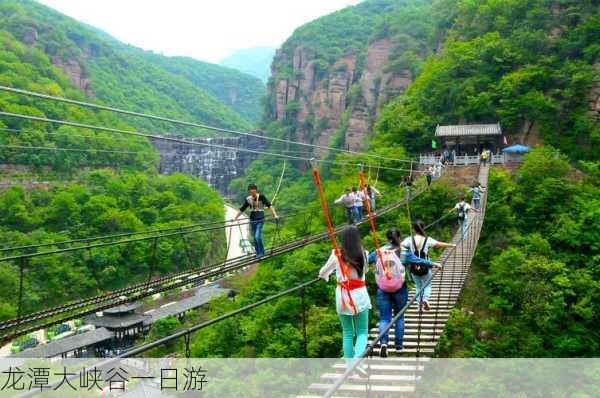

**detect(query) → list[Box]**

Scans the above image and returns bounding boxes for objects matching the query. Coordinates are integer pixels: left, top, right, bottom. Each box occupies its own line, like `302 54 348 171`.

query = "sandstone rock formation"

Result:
268 39 415 151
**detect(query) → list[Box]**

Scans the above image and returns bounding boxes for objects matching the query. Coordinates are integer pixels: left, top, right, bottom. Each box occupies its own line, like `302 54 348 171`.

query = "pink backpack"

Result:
374 248 405 293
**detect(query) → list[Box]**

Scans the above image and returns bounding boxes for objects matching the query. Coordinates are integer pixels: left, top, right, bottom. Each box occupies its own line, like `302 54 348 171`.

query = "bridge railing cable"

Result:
0 210 305 254
2 188 428 341
0 85 416 165
0 111 422 173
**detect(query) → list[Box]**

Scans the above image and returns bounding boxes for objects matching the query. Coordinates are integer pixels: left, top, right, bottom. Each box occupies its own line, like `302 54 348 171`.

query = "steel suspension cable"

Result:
0 212 299 253
0 85 416 164
2 193 427 338
0 216 280 263
0 111 421 173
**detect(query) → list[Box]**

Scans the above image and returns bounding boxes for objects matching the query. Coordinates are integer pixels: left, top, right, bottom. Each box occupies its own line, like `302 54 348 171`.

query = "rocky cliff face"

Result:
588 62 600 123
268 38 415 151
51 56 94 96
19 26 95 96
151 135 266 195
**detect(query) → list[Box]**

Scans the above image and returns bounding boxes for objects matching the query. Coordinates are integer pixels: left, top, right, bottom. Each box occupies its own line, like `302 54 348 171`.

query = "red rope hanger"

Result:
311 165 358 314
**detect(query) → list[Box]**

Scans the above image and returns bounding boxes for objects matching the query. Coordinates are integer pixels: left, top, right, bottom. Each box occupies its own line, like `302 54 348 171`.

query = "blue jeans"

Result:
472 198 480 210
250 220 265 256
345 207 354 224
353 206 363 222
458 218 470 240
376 287 408 348
411 269 432 306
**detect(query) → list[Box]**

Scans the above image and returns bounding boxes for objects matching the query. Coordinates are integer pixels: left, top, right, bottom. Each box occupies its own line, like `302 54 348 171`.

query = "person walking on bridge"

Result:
480 148 490 166
365 184 381 211
234 184 278 257
401 220 455 312
469 182 486 210
352 187 366 222
368 228 439 357
426 166 433 187
455 196 479 240
335 188 356 224
319 226 371 373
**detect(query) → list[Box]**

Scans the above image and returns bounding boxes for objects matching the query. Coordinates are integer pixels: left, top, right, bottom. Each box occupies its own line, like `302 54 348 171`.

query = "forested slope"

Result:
212 0 599 360
439 149 599 356
0 0 264 131
0 1 239 322
375 0 599 160
0 170 225 321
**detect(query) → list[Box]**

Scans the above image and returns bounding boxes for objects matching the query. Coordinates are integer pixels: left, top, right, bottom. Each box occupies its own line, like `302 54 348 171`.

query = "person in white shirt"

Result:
400 220 456 311
319 225 371 371
335 188 356 224
455 196 479 240
352 187 366 222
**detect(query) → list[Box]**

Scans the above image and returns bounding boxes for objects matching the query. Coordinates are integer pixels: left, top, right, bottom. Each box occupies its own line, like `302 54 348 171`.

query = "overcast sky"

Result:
38 0 361 63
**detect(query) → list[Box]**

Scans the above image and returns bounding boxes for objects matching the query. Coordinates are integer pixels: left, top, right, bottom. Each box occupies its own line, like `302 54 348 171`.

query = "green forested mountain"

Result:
266 0 598 161
375 0 599 161
0 0 264 131
138 53 265 123
273 0 416 73
0 1 239 322
207 0 599 360
0 170 224 320
439 150 599 357
0 30 159 171
220 47 276 83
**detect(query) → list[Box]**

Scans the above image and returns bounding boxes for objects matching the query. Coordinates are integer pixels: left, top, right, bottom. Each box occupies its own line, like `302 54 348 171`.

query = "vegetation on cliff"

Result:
439 148 599 356
376 0 599 161
222 0 599 359
0 170 224 320
0 0 264 131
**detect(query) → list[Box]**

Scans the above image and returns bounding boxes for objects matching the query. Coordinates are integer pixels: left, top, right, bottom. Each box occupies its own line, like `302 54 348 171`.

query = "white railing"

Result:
419 154 439 165
491 154 505 164
453 155 480 165
419 153 506 165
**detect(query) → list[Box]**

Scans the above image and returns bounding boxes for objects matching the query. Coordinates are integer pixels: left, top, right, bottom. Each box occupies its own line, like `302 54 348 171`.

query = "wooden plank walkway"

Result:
304 165 490 397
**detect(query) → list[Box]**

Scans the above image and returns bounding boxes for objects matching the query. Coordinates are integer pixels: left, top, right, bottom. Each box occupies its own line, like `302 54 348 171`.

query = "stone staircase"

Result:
302 165 489 397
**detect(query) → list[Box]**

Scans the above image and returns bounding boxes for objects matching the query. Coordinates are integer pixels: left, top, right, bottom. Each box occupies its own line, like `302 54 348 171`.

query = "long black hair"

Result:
386 228 402 247
412 219 427 236
340 225 365 276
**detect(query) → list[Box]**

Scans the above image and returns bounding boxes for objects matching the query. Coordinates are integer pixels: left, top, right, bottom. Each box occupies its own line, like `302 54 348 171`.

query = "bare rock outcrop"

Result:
51 56 94 97
269 38 417 151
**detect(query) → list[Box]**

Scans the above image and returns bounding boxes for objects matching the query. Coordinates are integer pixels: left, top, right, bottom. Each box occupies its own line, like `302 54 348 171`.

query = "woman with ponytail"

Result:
401 219 455 311
368 228 438 357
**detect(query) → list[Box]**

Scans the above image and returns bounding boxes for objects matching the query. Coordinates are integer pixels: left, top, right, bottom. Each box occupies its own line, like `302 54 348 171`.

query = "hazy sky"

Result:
38 0 361 63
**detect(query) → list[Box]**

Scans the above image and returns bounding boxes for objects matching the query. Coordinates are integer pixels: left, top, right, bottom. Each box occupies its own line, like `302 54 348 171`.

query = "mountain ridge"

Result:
0 0 265 130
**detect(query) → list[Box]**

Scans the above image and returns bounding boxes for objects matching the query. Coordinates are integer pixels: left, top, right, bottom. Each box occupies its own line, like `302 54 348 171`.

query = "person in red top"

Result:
234 184 278 256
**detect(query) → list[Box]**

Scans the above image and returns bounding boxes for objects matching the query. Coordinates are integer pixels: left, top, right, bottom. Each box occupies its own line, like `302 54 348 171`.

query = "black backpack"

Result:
409 236 430 276
457 204 466 221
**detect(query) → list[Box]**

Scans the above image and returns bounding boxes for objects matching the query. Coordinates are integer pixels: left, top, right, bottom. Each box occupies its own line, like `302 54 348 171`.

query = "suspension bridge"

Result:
307 164 489 397
0 85 493 398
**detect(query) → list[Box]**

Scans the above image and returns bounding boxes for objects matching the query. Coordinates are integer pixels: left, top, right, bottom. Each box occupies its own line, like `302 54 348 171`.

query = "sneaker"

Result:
379 344 388 358
422 300 430 311
354 364 368 378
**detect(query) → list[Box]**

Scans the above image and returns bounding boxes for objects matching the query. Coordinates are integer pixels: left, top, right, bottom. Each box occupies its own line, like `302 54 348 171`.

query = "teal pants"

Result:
339 309 369 366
